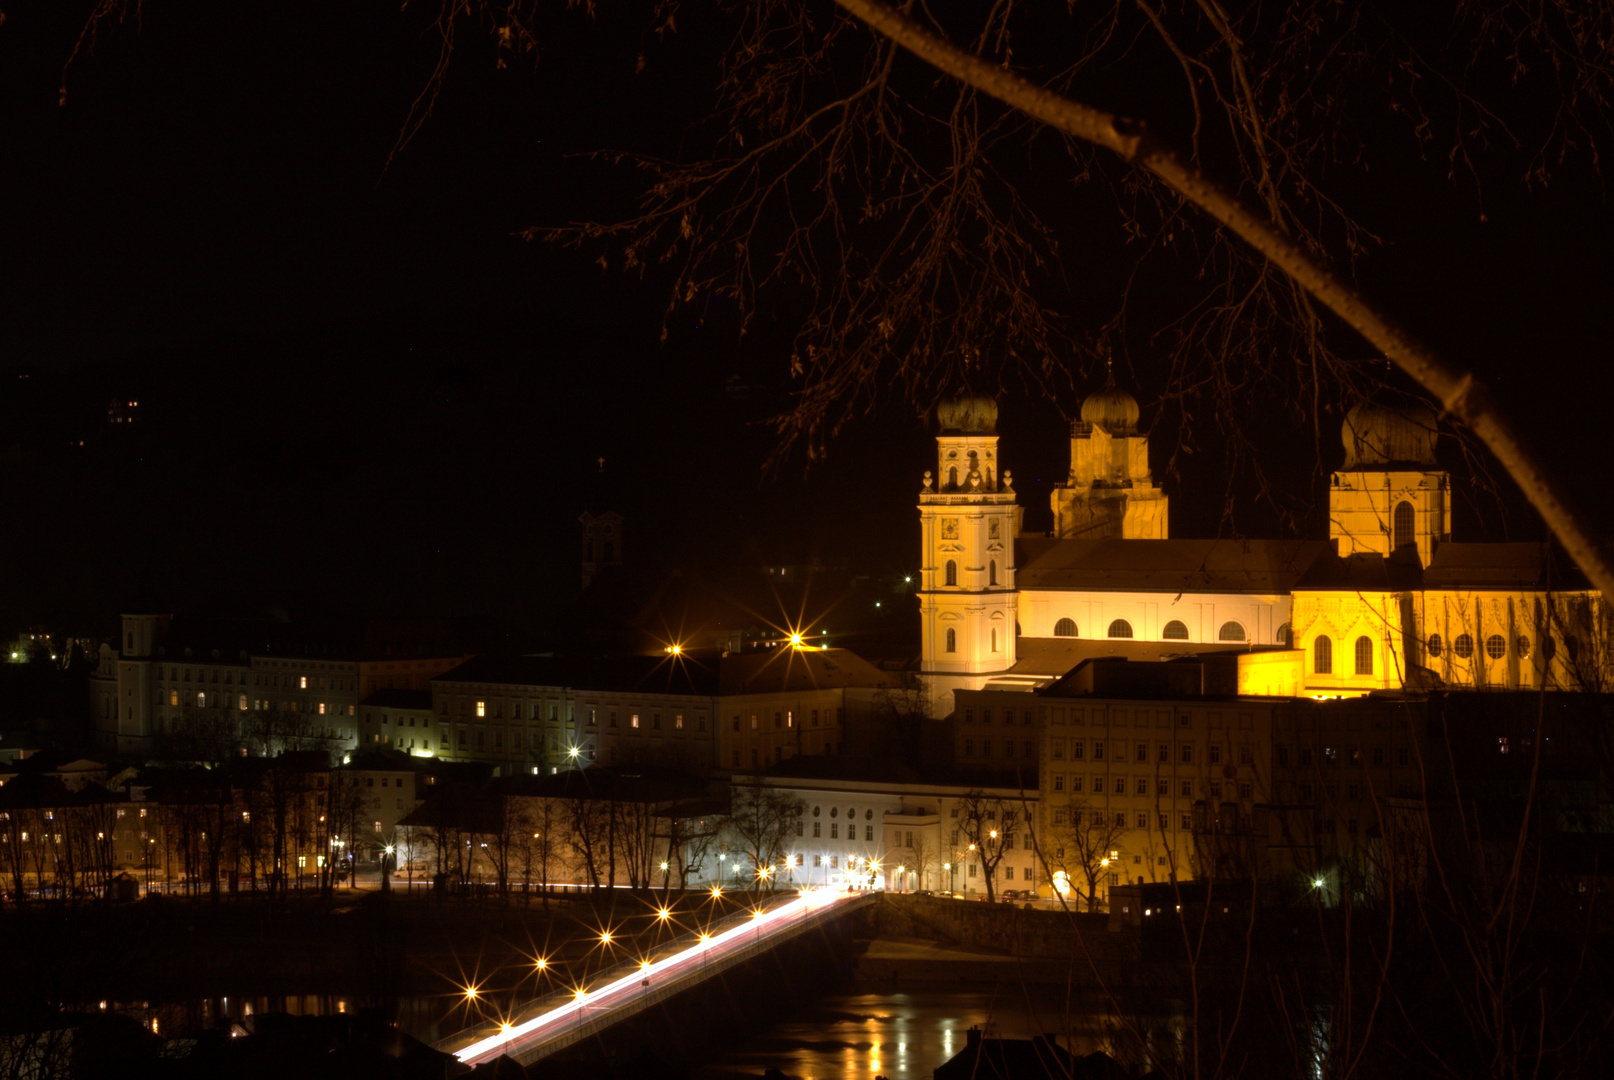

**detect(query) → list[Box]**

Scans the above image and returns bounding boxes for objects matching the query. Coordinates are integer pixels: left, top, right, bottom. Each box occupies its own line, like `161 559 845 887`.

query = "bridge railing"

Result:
441 890 876 1065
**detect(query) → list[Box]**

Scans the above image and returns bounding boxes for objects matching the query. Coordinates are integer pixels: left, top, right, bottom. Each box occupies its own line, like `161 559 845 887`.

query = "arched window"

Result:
1108 619 1134 639
989 560 998 586
1453 634 1474 659
947 466 958 490
1543 637 1557 661
1276 622 1293 647
945 628 956 653
1314 635 1333 674
1218 621 1247 642
1162 620 1190 641
125 631 134 651
944 560 957 586
197 692 206 708
1427 633 1443 658
1354 636 1373 675
1516 635 1531 659
1393 500 1415 550
1485 634 1506 660
991 628 999 652
1053 618 1078 637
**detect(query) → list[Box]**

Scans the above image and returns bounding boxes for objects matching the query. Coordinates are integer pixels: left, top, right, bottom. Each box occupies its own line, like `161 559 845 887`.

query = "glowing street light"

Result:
660 860 670 871
599 931 613 946
790 633 803 646
710 885 722 899
567 746 581 760
657 907 671 921
534 958 547 971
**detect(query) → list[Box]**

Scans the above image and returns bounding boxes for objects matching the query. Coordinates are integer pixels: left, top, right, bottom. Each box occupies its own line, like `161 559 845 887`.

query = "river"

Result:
691 988 1148 1080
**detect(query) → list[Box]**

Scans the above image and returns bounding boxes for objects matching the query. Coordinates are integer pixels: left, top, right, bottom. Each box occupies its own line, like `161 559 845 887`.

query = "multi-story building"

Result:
356 689 439 756
91 615 466 756
431 646 897 776
726 759 1040 896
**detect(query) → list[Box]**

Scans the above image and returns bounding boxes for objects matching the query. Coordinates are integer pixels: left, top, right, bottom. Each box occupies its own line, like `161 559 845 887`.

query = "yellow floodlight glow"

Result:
599 931 613 945
710 885 722 898
574 988 587 1001
534 958 547 970
700 933 711 944
500 1022 512 1035
660 860 669 871
464 985 479 1000
790 633 803 646
657 907 671 920
567 746 580 759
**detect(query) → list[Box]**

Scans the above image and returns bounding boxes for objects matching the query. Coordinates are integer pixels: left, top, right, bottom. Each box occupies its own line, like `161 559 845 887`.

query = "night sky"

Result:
3 4 1612 638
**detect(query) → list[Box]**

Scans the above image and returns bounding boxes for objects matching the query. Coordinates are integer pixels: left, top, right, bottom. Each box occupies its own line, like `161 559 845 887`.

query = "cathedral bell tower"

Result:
1330 402 1448 567
919 398 1021 717
1049 366 1168 539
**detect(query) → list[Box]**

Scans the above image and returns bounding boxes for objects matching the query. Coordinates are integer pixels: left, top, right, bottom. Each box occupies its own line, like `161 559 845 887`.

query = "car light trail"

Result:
454 889 849 1065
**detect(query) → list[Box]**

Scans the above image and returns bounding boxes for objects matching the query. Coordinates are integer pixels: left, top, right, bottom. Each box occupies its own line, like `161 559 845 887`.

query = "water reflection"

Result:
694 991 1152 1080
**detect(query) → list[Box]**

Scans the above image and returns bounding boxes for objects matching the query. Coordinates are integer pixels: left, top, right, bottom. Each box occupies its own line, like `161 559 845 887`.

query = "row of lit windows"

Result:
1053 806 1195 833
1048 739 1255 765
960 739 1036 758
1042 706 1257 730
1425 632 1578 663
161 669 352 692
1049 618 1286 645
730 708 841 730
802 821 877 840
1050 774 1248 799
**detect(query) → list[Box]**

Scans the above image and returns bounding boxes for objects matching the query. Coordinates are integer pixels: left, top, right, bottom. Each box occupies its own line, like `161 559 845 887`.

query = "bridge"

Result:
439 888 875 1068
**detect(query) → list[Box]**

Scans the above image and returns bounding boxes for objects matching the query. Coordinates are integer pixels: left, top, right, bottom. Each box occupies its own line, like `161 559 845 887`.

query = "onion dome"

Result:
1079 373 1140 433
1341 401 1440 469
937 397 999 434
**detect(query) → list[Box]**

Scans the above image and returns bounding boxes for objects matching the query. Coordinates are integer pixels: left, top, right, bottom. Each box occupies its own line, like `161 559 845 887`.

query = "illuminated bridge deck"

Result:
439 888 873 1068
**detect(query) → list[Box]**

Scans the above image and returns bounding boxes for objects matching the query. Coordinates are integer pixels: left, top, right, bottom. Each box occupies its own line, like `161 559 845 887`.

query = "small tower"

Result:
919 398 1020 717
579 511 623 589
1329 403 1448 566
1049 367 1168 539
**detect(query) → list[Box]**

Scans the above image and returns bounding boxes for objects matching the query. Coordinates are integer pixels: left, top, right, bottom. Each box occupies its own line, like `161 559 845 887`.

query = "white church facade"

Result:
918 386 1610 716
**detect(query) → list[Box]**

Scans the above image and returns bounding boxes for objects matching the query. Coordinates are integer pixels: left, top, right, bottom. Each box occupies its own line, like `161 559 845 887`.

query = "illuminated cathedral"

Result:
918 383 1610 716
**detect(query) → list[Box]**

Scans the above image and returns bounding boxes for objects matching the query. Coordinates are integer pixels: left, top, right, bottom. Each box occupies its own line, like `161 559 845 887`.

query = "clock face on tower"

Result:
941 519 959 540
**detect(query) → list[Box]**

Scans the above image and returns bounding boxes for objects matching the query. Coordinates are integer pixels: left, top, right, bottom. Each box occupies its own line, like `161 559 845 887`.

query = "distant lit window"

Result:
631 714 640 729
238 694 247 710
1453 634 1474 659
196 692 206 708
169 690 179 707
476 701 486 717
319 702 327 715
299 676 307 689
1054 618 1077 637
1162 620 1189 641
1107 619 1133 639
1355 637 1374 675
1217 621 1246 642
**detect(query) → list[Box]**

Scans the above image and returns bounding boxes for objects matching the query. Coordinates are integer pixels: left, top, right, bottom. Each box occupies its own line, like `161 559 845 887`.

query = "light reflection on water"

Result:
692 990 1149 1080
